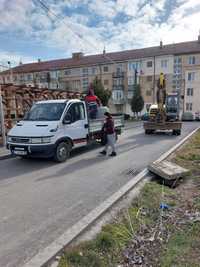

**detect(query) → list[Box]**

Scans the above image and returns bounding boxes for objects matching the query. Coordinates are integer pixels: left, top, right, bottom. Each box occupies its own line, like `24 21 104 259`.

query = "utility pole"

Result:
0 84 6 146
8 61 13 83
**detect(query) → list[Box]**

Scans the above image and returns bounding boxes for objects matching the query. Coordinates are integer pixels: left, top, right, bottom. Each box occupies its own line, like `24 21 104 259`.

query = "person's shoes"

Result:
109 152 117 157
100 150 106 155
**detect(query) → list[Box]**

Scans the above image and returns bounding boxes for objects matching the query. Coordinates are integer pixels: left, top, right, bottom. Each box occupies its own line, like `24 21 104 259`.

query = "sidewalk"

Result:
0 146 12 160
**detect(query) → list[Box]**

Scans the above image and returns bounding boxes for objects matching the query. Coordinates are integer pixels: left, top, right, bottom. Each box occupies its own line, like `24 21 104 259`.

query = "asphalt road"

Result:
0 122 199 267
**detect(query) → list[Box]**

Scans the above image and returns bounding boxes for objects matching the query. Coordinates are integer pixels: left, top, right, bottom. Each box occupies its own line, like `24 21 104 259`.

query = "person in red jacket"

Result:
100 112 117 156
85 84 101 106
85 84 101 119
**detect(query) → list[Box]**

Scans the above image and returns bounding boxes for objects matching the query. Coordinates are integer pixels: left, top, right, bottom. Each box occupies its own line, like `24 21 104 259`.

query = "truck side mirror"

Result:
63 114 72 124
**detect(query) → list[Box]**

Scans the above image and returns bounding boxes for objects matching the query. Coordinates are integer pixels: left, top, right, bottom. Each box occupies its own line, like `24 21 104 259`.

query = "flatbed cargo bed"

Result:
143 121 182 135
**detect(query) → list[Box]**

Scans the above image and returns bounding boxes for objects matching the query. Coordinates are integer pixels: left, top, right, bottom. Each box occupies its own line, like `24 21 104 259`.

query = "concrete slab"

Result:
148 160 189 180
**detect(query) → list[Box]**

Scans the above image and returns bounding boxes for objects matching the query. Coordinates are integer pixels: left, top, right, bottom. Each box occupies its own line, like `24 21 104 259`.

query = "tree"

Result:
92 77 111 106
130 84 144 118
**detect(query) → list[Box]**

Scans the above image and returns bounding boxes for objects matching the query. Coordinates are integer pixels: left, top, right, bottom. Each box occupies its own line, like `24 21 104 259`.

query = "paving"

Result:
0 146 11 160
0 122 199 267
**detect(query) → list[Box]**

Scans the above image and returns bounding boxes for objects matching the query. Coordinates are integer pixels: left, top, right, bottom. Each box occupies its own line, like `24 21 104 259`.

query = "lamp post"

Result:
0 63 9 147
0 84 6 146
8 61 13 83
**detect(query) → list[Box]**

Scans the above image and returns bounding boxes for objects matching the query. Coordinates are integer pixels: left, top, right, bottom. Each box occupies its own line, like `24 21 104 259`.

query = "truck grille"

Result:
11 137 30 144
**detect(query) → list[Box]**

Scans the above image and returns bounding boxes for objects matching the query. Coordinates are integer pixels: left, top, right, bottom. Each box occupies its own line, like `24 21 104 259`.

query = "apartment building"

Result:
1 37 200 116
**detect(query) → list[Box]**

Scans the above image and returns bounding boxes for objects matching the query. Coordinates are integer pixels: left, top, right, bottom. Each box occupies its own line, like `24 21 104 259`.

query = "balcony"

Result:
112 71 124 78
112 85 124 91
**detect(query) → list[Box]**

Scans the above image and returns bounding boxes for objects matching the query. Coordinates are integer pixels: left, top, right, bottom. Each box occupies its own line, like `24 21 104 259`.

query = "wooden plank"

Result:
148 160 189 180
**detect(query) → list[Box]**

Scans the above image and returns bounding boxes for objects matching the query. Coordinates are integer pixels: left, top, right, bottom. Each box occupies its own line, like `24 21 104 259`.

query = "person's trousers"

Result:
105 133 116 152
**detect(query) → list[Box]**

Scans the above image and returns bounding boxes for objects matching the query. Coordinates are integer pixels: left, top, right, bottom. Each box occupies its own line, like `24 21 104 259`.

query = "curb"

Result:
23 126 200 267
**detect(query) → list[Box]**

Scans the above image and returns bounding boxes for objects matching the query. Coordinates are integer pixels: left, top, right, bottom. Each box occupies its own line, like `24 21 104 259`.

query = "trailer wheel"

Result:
172 129 181 136
145 129 152 134
54 141 72 162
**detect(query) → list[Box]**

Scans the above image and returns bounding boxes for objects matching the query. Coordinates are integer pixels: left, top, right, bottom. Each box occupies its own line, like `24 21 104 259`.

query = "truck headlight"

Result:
7 136 12 142
31 137 42 144
42 137 52 143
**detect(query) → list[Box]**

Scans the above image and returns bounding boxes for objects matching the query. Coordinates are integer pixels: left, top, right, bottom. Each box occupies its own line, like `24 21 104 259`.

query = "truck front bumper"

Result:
7 143 56 158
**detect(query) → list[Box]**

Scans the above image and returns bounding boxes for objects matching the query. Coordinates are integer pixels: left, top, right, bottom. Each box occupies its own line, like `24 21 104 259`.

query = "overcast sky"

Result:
0 0 200 67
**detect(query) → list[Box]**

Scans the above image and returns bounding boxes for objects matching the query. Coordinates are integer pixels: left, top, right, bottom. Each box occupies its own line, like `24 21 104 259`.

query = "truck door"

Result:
64 102 89 144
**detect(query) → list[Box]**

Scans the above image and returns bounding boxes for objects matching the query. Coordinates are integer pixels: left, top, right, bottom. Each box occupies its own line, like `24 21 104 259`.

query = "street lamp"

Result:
8 61 13 83
0 84 6 146
0 63 9 147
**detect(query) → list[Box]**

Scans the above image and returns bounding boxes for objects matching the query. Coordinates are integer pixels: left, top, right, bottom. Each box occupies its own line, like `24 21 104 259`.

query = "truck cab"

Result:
7 99 123 162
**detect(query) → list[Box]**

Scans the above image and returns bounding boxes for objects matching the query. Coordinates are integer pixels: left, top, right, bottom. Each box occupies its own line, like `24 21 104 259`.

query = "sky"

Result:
0 0 200 68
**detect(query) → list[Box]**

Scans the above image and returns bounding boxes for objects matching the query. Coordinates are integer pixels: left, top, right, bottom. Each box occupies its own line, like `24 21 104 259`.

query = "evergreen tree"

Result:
92 77 111 106
130 84 144 118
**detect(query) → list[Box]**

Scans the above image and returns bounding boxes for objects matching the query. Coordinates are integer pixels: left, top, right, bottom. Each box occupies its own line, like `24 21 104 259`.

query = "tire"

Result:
54 141 71 162
172 129 181 136
145 129 152 134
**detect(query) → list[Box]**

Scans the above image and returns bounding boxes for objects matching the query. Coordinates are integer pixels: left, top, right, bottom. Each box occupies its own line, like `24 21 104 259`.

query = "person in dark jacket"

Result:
100 112 116 156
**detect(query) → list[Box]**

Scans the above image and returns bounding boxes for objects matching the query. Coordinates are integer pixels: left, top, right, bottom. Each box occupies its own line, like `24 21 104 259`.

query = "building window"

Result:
103 66 109 72
186 103 193 111
92 67 97 74
189 56 195 65
147 61 152 68
146 76 152 82
112 90 124 101
82 68 88 77
146 90 152 96
65 69 71 75
113 78 123 86
116 64 123 73
187 88 193 96
161 59 168 68
174 57 182 64
188 72 195 81
104 80 109 85
128 77 134 85
128 61 141 71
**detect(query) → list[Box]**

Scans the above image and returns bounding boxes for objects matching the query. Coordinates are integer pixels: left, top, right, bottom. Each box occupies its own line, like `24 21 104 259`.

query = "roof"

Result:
36 99 82 104
2 39 200 75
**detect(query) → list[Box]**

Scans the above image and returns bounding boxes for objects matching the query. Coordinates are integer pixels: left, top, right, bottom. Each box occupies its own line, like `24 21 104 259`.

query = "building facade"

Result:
1 37 200 116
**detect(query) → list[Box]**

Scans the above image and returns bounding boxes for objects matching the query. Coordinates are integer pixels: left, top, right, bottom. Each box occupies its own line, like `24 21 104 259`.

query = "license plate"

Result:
14 150 27 155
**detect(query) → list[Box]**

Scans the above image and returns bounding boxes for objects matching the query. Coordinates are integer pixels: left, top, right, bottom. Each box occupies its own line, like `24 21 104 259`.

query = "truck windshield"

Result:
24 103 66 121
167 96 178 106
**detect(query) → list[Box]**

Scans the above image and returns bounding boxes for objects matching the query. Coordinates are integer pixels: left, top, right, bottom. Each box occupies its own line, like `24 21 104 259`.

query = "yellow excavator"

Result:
143 73 182 135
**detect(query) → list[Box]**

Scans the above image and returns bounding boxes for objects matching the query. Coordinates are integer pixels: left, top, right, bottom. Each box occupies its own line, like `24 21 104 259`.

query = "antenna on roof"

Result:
160 40 163 49
103 45 106 55
19 58 23 65
198 29 200 43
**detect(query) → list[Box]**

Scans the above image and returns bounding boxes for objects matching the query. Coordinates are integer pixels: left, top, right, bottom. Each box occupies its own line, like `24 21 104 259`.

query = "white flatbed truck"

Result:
6 99 124 162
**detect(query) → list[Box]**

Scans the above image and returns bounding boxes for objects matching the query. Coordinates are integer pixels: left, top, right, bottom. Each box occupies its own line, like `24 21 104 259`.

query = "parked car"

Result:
141 112 149 121
181 112 194 121
195 112 200 121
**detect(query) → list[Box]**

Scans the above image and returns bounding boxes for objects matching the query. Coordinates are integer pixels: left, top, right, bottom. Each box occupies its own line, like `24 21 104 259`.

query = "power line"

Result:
33 0 117 66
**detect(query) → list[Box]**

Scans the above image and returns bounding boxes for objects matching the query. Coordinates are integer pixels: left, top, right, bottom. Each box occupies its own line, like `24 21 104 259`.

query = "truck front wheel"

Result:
54 142 72 162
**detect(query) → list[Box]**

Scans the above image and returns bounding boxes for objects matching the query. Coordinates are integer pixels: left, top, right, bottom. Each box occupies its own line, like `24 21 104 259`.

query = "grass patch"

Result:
161 223 200 267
